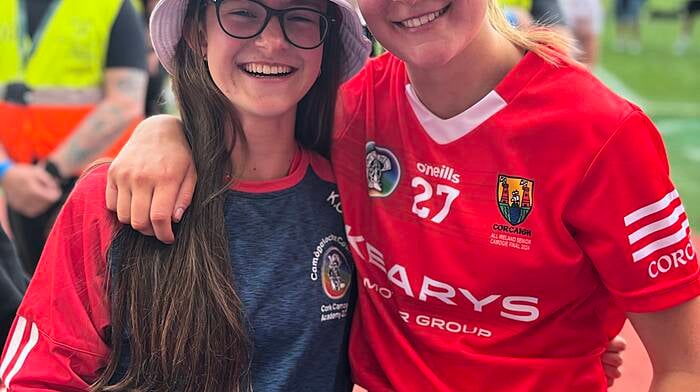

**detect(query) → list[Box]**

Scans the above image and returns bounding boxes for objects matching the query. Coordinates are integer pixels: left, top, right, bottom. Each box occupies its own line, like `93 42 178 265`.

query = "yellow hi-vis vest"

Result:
499 0 533 11
0 0 137 164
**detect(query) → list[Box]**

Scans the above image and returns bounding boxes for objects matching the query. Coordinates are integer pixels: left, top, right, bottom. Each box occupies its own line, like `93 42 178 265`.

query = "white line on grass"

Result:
594 67 700 119
683 147 700 163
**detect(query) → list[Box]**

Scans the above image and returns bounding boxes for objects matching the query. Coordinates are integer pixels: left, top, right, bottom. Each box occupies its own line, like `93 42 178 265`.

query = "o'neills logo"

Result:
497 175 534 226
366 142 401 198
416 162 461 184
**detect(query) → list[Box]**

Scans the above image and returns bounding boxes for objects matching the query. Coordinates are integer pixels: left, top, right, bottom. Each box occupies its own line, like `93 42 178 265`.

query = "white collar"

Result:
405 84 507 145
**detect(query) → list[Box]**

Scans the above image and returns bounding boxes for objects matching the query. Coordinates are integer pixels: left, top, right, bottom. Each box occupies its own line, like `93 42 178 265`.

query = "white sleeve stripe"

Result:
0 316 27 379
632 219 690 262
628 204 686 245
624 189 679 226
3 322 39 389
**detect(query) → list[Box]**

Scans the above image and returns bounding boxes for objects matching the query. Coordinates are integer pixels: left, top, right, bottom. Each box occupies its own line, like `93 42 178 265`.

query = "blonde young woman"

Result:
101 0 700 390
0 0 370 390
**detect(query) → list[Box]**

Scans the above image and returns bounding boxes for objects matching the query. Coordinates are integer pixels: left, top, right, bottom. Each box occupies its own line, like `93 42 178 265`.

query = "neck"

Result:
232 110 298 181
406 23 523 119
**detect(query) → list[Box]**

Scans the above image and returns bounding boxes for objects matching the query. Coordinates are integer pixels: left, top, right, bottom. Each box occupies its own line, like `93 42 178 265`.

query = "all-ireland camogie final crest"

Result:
497 175 534 226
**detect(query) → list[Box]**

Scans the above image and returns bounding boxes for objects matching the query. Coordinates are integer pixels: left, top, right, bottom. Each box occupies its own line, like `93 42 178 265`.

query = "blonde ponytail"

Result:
488 0 577 66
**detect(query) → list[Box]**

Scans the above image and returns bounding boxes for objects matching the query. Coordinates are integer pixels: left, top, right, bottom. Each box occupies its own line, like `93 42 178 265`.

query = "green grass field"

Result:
597 0 700 228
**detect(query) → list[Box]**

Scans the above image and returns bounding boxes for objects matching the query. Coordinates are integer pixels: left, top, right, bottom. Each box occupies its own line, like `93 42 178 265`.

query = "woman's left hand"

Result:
603 335 627 387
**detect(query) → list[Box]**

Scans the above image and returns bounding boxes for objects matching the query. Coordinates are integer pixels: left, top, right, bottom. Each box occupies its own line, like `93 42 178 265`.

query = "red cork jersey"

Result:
332 52 699 391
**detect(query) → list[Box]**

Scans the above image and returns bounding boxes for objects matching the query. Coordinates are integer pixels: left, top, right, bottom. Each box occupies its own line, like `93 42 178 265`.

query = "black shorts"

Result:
688 0 700 14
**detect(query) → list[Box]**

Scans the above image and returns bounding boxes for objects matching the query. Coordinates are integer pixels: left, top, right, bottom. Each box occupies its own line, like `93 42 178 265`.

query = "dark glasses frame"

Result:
207 0 337 49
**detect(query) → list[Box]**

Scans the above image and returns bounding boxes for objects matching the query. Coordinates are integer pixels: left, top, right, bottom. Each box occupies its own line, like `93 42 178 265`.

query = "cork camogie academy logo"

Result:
366 141 401 197
311 234 353 301
497 175 534 226
321 246 353 299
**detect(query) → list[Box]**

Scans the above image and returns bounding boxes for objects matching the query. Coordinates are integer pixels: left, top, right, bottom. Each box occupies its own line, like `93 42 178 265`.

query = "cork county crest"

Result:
497 175 534 226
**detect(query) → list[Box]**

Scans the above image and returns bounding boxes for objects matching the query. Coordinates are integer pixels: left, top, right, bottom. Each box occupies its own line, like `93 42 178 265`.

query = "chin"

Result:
243 101 299 119
397 45 458 70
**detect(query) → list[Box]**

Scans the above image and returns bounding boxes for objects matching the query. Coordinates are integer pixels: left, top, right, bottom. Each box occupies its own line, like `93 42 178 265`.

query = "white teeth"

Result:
243 63 293 75
400 9 444 28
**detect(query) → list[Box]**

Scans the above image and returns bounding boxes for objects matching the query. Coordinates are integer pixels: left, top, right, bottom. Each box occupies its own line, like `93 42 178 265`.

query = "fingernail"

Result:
174 208 184 222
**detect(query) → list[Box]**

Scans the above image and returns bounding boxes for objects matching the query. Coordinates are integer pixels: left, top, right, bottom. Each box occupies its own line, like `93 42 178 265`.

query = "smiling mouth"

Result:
239 63 297 78
396 3 451 29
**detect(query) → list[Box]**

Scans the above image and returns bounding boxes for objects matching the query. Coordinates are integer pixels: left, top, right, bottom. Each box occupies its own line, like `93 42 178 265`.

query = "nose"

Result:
255 16 289 50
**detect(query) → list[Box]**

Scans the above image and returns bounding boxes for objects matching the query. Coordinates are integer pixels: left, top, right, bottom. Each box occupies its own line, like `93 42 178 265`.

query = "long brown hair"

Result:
92 1 344 390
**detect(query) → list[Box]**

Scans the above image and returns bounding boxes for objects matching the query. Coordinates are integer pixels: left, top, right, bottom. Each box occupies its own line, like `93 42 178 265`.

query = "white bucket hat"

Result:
150 0 371 82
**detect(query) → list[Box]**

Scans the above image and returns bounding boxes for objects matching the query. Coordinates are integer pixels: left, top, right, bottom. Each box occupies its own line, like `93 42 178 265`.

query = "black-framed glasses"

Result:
208 0 336 49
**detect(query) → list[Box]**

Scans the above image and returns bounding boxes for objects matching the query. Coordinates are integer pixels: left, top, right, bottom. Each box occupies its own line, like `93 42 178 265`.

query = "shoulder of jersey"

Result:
522 56 641 141
309 151 336 184
74 164 111 209
341 52 401 94
70 164 118 243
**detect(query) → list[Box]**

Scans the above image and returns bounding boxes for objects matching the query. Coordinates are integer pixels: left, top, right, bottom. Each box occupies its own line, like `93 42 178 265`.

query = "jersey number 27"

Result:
411 177 460 224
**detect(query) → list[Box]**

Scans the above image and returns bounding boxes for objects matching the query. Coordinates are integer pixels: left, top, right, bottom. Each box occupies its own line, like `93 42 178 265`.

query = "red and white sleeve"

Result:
0 166 115 391
564 110 700 312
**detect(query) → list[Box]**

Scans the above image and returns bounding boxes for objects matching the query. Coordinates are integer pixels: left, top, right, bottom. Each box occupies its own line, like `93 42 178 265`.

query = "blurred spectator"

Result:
504 7 535 27
560 0 604 68
674 0 700 55
531 0 565 26
0 0 148 274
500 0 534 27
614 0 648 54
501 0 566 32
0 225 28 345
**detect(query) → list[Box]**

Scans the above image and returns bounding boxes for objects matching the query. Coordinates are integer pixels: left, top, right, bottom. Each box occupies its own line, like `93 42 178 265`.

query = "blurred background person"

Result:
531 0 565 25
560 0 604 68
674 0 700 54
614 0 648 53
501 0 536 27
0 0 148 274
0 225 27 345
500 0 568 34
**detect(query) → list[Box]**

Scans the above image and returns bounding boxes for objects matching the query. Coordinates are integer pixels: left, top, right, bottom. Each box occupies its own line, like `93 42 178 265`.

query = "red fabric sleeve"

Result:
564 110 700 313
0 165 115 391
333 54 392 142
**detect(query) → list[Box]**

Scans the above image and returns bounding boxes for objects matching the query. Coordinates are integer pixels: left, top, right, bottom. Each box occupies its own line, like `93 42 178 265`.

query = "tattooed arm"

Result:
47 68 148 177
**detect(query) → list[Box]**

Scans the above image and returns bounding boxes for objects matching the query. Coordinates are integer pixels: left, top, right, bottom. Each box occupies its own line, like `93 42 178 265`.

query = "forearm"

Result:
650 371 700 392
48 100 141 176
48 68 147 176
628 299 700 392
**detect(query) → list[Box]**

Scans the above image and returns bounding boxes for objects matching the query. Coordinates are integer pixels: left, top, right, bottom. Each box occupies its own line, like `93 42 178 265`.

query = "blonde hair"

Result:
487 0 576 65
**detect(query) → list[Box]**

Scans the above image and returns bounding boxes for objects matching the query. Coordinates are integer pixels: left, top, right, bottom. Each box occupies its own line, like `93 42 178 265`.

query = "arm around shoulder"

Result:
0 166 116 390
106 115 195 244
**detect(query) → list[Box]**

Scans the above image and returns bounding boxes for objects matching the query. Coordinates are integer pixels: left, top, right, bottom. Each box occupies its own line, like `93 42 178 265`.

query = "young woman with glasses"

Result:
0 0 369 390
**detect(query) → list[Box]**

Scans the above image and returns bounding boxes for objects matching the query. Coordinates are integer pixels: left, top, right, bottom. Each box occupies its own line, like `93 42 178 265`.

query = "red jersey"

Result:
0 166 114 391
332 52 699 391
